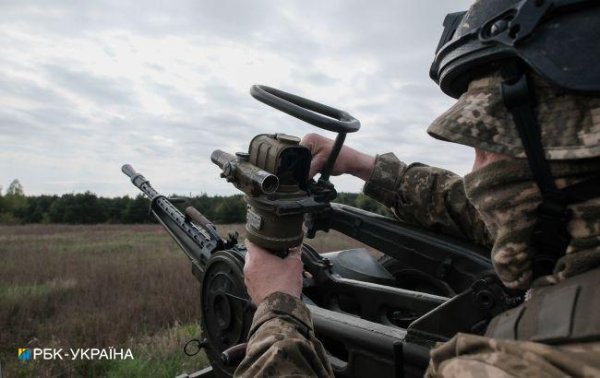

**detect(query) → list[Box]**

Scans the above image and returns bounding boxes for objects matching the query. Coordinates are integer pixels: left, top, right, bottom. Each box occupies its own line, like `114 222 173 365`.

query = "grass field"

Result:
0 224 367 377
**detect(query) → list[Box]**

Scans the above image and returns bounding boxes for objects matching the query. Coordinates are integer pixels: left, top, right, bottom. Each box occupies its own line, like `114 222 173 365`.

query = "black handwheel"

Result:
250 85 361 182
250 85 360 134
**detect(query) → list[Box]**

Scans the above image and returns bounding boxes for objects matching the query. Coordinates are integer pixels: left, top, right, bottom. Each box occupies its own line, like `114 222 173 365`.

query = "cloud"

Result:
0 0 474 197
44 64 138 108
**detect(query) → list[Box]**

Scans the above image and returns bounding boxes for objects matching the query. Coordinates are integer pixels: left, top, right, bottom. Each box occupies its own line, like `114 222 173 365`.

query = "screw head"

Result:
223 162 232 176
490 19 508 36
235 152 250 162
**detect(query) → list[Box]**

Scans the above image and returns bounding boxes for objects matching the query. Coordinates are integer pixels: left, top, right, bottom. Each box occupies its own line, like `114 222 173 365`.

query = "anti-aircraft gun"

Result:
123 85 520 377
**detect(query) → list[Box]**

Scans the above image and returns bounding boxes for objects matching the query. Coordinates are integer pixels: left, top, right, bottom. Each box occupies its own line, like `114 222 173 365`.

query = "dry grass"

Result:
0 224 366 377
0 224 205 377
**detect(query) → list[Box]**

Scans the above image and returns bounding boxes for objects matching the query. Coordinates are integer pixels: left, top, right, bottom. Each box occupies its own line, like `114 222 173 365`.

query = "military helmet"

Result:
427 0 600 160
427 0 600 281
430 0 600 99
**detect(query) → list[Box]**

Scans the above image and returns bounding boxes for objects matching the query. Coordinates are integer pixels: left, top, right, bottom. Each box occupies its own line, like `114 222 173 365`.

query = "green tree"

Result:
335 192 359 206
23 195 58 223
99 196 131 223
213 195 246 224
122 195 152 224
48 192 107 224
352 193 391 216
188 193 216 220
6 179 24 196
0 179 28 224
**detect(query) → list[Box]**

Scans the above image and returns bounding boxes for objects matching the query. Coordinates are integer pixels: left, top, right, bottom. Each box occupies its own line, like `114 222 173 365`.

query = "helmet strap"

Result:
500 62 600 280
500 62 572 280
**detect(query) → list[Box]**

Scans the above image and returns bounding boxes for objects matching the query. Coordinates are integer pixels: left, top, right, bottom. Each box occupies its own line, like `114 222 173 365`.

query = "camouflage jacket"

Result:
363 153 492 248
235 153 488 377
234 292 334 377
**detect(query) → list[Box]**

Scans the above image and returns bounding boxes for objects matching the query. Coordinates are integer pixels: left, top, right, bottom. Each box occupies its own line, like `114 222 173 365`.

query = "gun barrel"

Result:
121 164 220 273
121 164 137 178
121 164 159 199
211 150 279 195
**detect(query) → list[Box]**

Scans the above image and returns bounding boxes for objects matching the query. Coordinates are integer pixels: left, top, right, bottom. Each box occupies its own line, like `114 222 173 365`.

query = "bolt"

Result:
235 152 250 162
490 19 508 36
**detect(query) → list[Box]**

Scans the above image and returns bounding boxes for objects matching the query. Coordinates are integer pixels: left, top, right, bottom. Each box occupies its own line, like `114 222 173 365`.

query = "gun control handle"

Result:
185 207 214 229
319 132 346 183
221 342 248 366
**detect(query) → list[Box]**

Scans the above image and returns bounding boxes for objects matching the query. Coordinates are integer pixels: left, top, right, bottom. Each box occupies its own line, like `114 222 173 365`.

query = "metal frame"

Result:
123 163 524 377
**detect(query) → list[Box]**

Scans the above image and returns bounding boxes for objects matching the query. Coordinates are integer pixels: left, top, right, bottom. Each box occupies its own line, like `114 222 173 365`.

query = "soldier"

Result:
236 0 600 377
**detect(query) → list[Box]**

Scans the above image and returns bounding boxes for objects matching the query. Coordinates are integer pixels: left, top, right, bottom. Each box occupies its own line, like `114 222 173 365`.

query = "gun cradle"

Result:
123 85 520 378
123 161 521 378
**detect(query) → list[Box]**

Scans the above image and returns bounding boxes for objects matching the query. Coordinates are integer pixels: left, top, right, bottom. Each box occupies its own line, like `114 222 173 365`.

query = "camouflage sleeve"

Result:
234 292 334 378
425 332 600 377
363 153 492 248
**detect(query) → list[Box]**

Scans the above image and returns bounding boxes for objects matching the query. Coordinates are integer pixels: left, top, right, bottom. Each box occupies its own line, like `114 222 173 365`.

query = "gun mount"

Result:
123 85 520 378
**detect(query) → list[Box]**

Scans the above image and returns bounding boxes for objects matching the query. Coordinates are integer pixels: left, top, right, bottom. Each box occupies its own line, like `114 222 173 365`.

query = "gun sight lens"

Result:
261 176 279 194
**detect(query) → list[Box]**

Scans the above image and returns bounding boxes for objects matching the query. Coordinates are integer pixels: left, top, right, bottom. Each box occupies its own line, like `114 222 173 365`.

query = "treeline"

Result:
0 192 390 225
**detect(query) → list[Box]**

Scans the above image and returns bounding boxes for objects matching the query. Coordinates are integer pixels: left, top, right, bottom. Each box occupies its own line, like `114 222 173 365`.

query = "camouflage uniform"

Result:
446 79 600 376
362 153 493 249
235 70 600 377
428 73 600 290
366 151 600 290
234 292 333 377
365 153 600 378
422 0 600 372
234 154 493 378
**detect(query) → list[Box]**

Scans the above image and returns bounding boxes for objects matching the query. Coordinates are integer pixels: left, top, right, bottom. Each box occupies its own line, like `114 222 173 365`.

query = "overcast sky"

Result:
0 0 473 197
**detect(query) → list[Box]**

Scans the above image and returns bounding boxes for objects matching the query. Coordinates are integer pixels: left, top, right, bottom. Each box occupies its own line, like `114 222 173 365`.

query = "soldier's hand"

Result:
301 133 375 181
243 239 303 305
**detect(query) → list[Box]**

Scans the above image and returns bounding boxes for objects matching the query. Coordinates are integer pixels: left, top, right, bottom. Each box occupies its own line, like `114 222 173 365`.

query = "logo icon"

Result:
18 348 30 361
